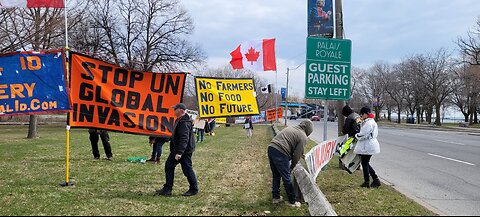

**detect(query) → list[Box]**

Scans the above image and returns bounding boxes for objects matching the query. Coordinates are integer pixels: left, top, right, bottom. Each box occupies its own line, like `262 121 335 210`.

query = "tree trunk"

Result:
474 107 478 124
397 106 401 124
27 115 38 139
416 108 421 124
463 113 470 123
435 105 442 126
426 109 432 124
387 109 392 122
375 107 380 122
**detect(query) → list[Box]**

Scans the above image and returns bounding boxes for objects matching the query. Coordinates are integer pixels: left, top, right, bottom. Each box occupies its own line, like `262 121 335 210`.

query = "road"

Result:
288 119 480 216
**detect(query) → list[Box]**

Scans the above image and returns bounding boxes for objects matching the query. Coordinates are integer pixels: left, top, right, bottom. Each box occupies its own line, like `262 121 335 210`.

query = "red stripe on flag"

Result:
27 0 64 8
230 45 244 70
262 39 276 71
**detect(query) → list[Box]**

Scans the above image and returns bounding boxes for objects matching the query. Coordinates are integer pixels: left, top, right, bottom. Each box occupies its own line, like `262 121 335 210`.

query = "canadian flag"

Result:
0 0 64 8
230 39 277 72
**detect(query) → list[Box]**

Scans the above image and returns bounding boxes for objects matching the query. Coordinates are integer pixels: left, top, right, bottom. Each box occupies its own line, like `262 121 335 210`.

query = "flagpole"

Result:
275 71 278 124
60 0 73 187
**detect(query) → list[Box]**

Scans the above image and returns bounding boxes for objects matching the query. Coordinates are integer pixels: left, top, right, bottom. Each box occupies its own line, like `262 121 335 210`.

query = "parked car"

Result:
310 116 321 121
289 115 298 120
328 116 336 122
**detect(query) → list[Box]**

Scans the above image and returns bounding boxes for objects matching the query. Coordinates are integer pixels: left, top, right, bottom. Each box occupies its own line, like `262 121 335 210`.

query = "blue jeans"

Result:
164 152 198 192
197 129 205 142
268 146 296 204
152 141 165 160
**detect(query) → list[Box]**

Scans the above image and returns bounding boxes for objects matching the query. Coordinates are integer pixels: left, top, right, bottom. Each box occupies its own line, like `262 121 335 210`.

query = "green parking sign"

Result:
305 37 352 100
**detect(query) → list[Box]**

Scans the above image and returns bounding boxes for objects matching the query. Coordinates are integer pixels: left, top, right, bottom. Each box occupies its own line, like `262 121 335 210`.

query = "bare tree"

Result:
0 5 85 138
451 64 480 123
419 49 455 126
457 17 480 124
71 0 205 72
375 62 405 124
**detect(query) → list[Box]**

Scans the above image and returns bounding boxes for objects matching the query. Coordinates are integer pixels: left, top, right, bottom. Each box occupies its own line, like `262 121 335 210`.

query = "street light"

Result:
285 62 306 126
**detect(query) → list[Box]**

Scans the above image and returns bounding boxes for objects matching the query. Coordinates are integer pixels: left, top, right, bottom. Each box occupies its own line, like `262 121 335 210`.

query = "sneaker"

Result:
94 157 100 160
182 190 198 197
360 182 370 188
105 157 113 161
287 202 301 208
146 158 156 162
155 188 172 196
272 196 284 204
371 178 381 188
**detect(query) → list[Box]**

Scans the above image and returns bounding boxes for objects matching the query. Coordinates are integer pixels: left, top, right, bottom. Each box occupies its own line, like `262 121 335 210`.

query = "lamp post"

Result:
285 62 305 126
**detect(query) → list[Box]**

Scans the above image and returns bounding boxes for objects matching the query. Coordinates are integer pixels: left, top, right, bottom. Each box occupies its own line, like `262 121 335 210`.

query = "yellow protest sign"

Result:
216 118 227 124
195 77 260 118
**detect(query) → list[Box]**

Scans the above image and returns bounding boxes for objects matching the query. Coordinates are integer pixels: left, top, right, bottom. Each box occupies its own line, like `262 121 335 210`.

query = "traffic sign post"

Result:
305 37 352 100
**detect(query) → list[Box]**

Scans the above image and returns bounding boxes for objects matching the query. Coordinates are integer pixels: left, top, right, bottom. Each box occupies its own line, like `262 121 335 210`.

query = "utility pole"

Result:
335 0 345 136
285 68 290 126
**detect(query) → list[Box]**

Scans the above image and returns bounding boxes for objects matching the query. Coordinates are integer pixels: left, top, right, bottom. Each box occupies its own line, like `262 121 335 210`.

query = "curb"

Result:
271 124 337 216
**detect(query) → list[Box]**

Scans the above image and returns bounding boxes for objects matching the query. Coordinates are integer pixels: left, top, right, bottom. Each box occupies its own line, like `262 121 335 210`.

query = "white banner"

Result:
305 136 347 179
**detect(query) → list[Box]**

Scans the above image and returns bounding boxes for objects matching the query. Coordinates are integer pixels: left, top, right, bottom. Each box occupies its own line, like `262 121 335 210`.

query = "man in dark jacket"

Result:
342 105 361 137
156 103 198 197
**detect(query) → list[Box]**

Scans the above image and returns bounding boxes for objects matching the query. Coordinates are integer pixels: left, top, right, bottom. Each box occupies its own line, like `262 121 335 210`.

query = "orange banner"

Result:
69 53 186 137
266 107 283 122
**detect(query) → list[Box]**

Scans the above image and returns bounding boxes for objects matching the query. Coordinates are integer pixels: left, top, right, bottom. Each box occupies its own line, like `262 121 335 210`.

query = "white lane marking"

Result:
427 153 476 166
434 140 465 146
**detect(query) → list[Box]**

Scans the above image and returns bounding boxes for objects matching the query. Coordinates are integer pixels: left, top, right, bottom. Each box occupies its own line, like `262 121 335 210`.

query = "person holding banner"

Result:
244 117 254 138
156 103 198 197
354 107 381 188
148 136 170 163
89 129 113 161
268 120 314 207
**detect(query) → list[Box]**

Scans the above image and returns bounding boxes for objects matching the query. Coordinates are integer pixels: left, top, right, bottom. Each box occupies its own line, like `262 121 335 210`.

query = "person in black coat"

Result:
342 105 361 138
147 136 170 163
156 103 198 197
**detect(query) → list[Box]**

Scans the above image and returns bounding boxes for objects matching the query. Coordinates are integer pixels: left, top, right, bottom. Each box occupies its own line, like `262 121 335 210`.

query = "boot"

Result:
360 181 370 188
371 178 381 188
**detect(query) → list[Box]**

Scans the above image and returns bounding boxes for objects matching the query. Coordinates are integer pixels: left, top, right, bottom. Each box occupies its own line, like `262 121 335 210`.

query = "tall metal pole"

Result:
335 0 345 136
324 100 329 141
285 68 290 126
275 71 279 124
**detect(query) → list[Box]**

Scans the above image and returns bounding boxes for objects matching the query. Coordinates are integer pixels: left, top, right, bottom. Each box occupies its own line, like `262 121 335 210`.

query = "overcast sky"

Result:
182 0 479 97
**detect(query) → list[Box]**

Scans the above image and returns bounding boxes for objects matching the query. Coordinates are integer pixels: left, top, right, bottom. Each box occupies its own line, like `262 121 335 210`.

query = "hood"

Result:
368 113 376 119
342 105 354 117
298 120 314 136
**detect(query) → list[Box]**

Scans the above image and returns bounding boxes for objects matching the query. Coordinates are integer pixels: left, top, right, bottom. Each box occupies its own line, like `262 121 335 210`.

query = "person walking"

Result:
268 120 314 207
354 107 381 188
89 129 113 161
156 103 198 197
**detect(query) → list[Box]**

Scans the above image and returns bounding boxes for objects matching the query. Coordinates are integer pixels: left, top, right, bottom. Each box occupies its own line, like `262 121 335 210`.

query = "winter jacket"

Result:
354 118 380 155
170 114 195 155
149 136 170 144
269 120 314 170
342 106 361 137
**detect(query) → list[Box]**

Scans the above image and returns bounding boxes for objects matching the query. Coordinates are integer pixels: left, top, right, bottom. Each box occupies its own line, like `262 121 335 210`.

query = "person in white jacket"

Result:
354 107 381 188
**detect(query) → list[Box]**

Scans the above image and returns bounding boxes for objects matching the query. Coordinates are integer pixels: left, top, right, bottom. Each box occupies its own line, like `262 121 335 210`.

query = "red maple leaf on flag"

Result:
245 47 260 65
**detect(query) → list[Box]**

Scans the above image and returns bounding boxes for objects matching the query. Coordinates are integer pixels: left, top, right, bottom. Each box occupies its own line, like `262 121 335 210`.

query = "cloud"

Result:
181 0 479 98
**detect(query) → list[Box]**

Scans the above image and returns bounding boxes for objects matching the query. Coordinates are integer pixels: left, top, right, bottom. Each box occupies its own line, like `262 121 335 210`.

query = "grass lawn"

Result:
0 125 309 216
